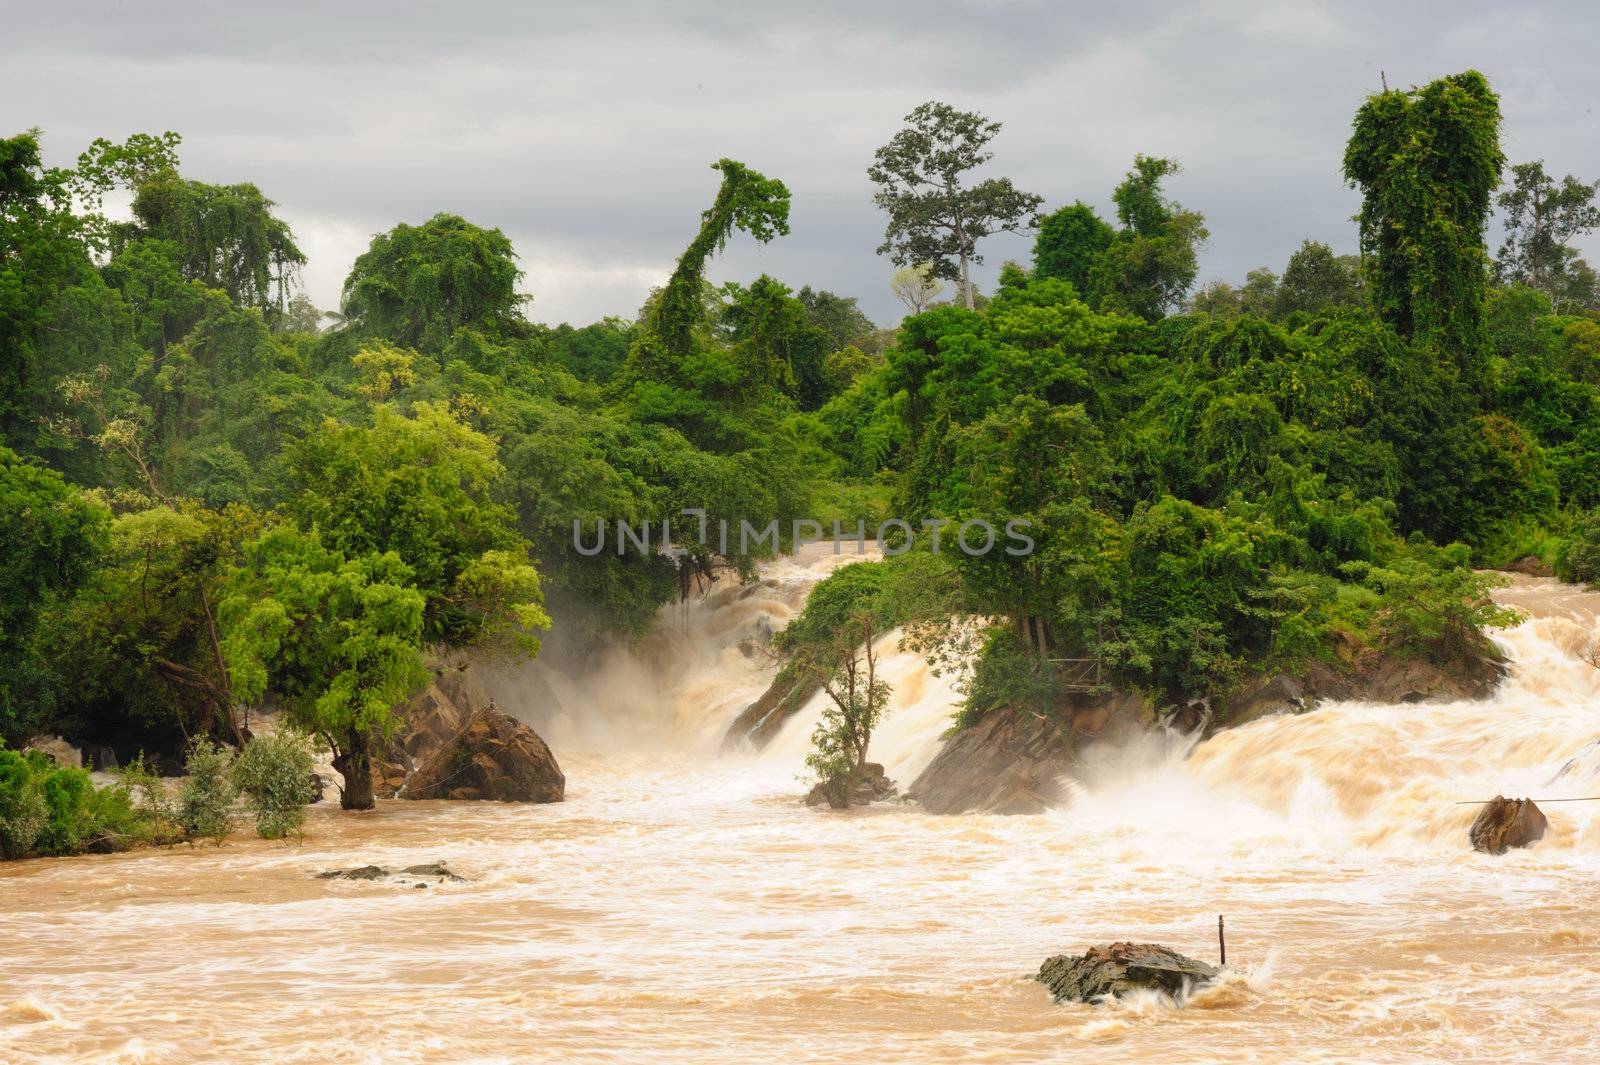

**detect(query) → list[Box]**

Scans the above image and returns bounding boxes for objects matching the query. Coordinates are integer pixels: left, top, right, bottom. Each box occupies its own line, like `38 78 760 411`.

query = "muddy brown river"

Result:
3 562 1598 1063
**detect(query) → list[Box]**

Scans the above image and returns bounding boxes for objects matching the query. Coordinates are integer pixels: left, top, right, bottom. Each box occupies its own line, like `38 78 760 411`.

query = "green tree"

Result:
1494 160 1600 310
1094 156 1208 320
1033 202 1114 299
221 527 429 810
285 404 549 652
804 608 893 809
1275 240 1363 317
126 170 306 319
869 101 1042 310
341 213 529 351
0 449 108 742
232 729 318 838
1344 70 1504 375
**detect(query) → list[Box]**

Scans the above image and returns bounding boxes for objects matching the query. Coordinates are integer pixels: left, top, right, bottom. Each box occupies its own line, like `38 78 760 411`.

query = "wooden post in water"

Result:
1218 914 1226 967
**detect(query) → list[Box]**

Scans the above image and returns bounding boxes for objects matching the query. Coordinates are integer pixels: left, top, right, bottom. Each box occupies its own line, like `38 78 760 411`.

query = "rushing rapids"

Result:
3 551 1600 1064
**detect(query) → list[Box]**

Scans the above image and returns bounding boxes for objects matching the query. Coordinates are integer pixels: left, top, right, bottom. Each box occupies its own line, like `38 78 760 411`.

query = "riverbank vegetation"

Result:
4 67 1600 831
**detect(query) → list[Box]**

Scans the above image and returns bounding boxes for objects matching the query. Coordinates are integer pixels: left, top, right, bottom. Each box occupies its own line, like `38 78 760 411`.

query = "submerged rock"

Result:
317 861 466 883
1469 796 1548 854
318 865 389 881
1037 942 1219 1004
805 763 897 808
401 704 564 803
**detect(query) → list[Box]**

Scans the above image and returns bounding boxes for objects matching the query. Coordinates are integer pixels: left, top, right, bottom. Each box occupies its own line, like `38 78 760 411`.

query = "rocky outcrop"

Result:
907 694 1148 815
401 705 565 803
805 762 897 808
1469 796 1548 854
375 669 564 803
720 671 821 752
1037 942 1219 1004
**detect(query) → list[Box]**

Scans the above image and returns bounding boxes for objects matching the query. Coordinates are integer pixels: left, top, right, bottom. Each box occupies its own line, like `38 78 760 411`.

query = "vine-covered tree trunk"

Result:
332 729 376 811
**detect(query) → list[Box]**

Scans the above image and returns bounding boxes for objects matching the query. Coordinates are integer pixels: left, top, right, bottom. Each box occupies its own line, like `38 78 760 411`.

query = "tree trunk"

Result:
332 729 376 811
958 243 974 310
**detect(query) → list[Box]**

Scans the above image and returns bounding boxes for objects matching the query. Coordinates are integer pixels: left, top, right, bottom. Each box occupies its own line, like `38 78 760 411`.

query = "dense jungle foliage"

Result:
5 70 1600 841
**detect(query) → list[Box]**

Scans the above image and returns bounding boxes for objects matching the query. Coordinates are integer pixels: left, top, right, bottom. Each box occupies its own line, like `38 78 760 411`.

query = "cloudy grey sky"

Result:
6 1 1598 327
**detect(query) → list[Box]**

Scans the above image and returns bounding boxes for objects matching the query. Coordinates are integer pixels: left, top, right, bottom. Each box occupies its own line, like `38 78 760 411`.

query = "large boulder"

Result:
1469 796 1548 854
1037 942 1219 1004
401 704 565 803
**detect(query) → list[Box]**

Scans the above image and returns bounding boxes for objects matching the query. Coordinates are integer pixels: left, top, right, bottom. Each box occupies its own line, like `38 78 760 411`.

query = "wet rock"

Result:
79 743 120 772
720 672 822 752
318 865 390 881
23 736 81 769
1037 942 1219 1004
907 694 1147 815
372 679 471 798
401 704 564 804
1226 675 1305 725
1163 698 1212 736
805 763 898 808
1469 796 1548 854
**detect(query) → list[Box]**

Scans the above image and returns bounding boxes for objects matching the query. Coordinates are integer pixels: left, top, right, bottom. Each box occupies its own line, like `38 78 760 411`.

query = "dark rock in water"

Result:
401 704 564 803
318 865 390 881
1037 942 1219 1003
908 694 1148 815
805 763 897 808
1469 796 1548 854
400 861 466 882
317 861 467 882
1163 698 1212 736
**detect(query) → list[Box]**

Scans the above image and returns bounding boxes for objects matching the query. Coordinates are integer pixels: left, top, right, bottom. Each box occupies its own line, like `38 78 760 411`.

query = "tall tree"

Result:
126 171 306 320
1344 70 1504 375
1495 161 1600 310
1093 156 1208 320
869 101 1042 310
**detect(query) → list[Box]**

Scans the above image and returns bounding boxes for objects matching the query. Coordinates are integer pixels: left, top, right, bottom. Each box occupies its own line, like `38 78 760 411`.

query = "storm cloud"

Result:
5 0 1597 326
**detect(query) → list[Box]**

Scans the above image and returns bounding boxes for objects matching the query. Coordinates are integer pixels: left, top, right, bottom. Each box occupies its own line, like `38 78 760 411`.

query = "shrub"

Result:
178 739 238 844
232 730 318 840
0 748 48 859
119 754 184 845
0 743 143 857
